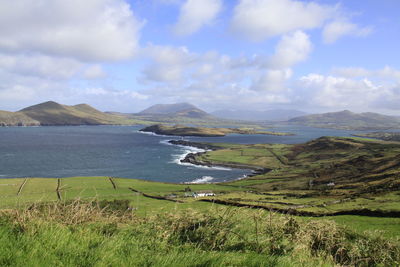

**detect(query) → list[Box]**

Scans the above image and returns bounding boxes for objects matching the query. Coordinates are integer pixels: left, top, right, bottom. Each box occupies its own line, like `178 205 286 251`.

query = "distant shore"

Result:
140 124 294 137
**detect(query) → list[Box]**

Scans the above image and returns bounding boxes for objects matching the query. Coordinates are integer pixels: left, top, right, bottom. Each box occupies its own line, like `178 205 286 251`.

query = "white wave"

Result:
235 174 248 180
186 176 214 184
159 140 175 146
187 164 232 171
160 139 232 170
134 130 170 137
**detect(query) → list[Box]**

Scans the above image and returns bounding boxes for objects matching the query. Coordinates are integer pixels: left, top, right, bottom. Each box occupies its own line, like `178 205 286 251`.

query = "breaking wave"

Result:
186 176 214 184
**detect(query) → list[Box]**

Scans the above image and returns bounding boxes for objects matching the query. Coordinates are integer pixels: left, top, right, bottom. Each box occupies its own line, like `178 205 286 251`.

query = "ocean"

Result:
0 125 360 183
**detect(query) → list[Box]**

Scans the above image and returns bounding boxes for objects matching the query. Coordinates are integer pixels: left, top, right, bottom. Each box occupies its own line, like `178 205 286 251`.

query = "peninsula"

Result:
139 124 293 137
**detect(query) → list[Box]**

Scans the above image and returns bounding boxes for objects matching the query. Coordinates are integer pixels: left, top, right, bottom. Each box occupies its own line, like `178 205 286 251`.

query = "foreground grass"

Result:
1 201 399 267
1 176 400 237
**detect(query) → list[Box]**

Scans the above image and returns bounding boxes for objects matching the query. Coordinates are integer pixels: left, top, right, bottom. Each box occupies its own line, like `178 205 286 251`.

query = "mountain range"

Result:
2 101 400 130
0 101 221 126
211 109 308 121
289 110 400 130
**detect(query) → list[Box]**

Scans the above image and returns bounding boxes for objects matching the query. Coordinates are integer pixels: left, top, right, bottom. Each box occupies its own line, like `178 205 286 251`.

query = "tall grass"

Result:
0 200 398 266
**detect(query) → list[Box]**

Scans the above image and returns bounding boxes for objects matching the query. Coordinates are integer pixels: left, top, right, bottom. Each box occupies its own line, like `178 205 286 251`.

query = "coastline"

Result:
162 140 232 171
166 140 271 180
139 124 295 137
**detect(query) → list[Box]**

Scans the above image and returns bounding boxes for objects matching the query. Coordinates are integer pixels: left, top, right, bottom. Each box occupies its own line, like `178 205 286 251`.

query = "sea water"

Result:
0 125 359 183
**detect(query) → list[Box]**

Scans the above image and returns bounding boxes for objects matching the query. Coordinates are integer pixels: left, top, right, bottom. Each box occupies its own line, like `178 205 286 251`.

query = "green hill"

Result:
0 101 148 126
289 110 400 130
18 101 126 125
0 110 40 126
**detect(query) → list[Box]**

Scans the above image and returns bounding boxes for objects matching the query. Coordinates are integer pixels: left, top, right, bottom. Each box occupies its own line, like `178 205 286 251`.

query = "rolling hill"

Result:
19 101 125 125
289 110 400 130
0 101 144 126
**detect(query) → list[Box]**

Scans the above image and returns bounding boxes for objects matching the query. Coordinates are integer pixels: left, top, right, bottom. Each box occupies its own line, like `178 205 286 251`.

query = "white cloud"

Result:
138 44 298 109
0 0 143 62
251 69 292 92
231 0 335 41
173 0 223 36
0 70 70 110
0 53 83 79
298 73 387 110
140 45 195 83
323 19 372 44
83 65 106 80
268 31 312 69
332 67 371 78
332 66 400 81
80 87 149 100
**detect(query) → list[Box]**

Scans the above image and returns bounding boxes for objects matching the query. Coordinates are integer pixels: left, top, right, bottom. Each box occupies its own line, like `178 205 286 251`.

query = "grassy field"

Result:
0 200 399 267
1 176 400 237
189 137 400 217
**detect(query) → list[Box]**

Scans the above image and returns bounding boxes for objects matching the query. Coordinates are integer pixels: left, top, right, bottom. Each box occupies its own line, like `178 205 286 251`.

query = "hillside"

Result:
0 101 146 126
211 109 307 121
0 110 40 126
18 101 123 125
289 110 400 130
181 136 400 216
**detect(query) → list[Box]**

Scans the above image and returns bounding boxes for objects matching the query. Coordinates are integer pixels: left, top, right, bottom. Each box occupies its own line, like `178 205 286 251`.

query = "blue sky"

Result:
0 0 399 114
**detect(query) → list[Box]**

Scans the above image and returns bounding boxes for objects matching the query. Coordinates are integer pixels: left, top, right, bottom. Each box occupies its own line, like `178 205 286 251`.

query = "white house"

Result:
193 191 215 198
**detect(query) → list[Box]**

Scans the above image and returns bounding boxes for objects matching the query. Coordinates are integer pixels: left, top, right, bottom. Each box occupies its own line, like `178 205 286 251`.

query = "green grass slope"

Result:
187 137 400 216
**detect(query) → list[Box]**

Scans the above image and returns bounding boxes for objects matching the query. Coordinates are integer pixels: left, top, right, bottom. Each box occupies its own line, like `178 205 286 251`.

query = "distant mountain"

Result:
211 109 308 121
1 101 260 127
139 103 197 114
137 103 213 120
17 101 134 126
289 110 400 130
0 101 143 126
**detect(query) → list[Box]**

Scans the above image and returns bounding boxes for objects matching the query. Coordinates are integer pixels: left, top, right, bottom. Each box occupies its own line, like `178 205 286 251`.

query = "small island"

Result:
139 124 294 137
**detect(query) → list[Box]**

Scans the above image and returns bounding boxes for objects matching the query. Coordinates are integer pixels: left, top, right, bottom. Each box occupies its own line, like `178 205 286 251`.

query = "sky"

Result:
0 0 399 114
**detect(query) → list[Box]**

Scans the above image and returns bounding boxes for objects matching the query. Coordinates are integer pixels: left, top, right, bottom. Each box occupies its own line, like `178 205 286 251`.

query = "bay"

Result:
0 125 361 183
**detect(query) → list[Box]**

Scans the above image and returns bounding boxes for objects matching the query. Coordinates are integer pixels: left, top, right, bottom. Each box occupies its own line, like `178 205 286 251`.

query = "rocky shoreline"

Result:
168 140 272 178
